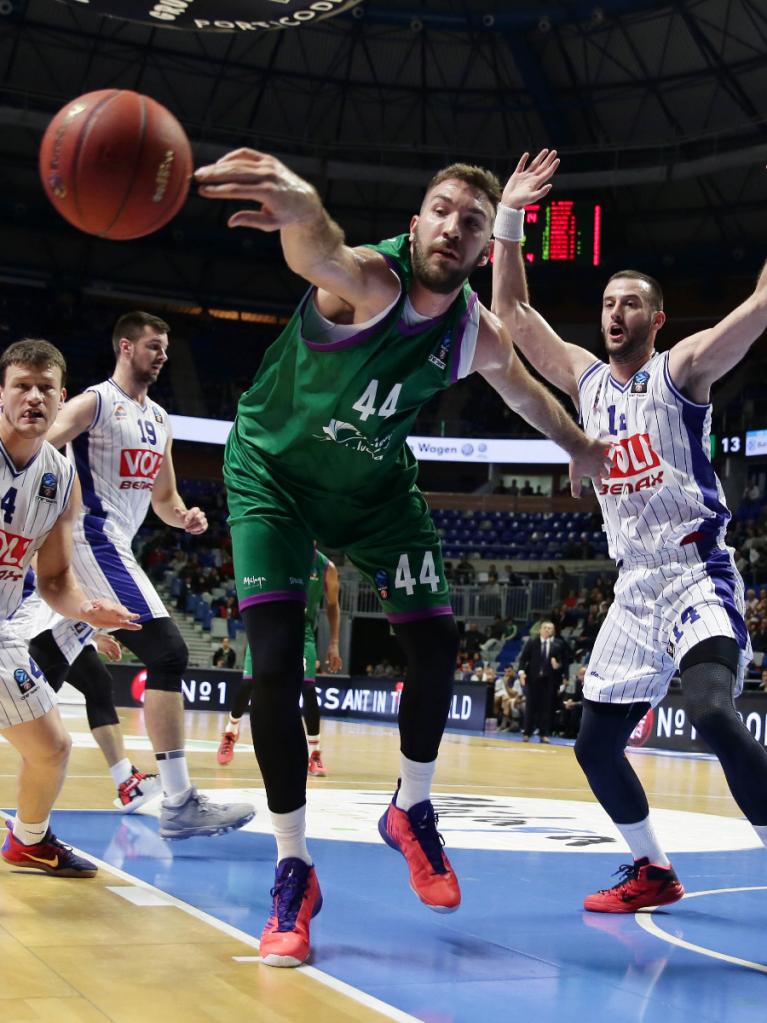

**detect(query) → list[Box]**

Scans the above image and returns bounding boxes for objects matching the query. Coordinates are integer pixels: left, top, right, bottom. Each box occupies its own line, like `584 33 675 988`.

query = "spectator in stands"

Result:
751 621 767 655
487 564 499 585
521 480 533 496
213 636 236 669
556 665 586 738
509 480 519 497
455 557 476 585
461 622 484 659
759 668 767 693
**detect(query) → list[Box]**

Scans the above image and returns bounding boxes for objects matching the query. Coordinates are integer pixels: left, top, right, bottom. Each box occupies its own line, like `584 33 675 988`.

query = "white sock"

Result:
226 716 241 733
307 735 320 752
395 755 436 812
753 824 767 848
13 816 50 846
155 750 192 801
109 757 133 787
271 805 311 865
615 816 671 867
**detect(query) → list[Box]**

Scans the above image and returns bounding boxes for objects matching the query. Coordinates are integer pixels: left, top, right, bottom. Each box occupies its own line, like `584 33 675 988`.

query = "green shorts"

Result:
242 631 317 680
225 454 451 623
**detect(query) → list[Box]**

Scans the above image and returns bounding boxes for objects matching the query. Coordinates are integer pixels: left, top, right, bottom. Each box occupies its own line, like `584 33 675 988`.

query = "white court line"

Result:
71 838 422 1023
635 886 767 973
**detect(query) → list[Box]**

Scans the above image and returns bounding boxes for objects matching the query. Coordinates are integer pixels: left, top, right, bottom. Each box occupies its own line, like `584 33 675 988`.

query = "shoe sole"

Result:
160 809 256 841
2 857 97 878
217 754 234 765
307 769 327 777
378 812 461 913
260 952 306 968
583 886 685 913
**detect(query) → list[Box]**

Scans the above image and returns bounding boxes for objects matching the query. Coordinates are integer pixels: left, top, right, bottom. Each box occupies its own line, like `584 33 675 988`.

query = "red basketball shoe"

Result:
2 823 97 878
260 858 322 967
584 858 684 913
378 790 461 913
307 750 327 777
217 730 238 766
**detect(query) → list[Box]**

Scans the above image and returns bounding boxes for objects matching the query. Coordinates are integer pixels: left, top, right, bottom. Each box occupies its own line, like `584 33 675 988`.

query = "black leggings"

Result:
241 604 459 813
229 675 320 734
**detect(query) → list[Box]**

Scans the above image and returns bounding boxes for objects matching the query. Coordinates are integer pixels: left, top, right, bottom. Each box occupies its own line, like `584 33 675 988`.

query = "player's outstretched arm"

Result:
36 478 141 630
195 149 399 318
151 435 208 535
45 391 98 449
473 311 611 497
324 561 342 674
668 259 767 404
491 153 597 405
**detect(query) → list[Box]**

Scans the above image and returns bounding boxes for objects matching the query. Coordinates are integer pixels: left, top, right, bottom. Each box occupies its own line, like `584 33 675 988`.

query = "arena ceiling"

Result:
1 0 765 308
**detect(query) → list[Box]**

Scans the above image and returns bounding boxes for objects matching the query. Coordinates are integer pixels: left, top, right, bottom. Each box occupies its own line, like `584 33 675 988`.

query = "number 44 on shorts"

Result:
395 551 440 595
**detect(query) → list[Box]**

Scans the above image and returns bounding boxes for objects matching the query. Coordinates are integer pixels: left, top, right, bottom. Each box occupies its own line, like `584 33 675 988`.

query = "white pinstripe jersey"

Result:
578 350 729 564
0 440 75 620
68 379 169 544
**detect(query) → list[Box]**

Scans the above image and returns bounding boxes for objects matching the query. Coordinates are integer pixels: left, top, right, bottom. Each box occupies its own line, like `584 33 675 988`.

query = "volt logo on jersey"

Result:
0 528 31 569
119 448 164 480
608 433 660 479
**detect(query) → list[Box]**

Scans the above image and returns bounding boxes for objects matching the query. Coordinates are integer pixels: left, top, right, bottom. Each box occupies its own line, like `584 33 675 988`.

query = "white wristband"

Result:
493 204 525 242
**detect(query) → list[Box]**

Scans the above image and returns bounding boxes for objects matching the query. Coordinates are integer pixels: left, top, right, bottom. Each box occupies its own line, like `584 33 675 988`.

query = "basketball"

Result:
38 89 193 241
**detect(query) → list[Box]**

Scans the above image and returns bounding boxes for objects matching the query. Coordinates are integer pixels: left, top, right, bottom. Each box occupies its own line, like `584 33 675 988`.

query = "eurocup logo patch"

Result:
14 667 35 696
38 471 58 500
113 403 127 421
630 370 650 395
374 569 390 601
152 406 163 424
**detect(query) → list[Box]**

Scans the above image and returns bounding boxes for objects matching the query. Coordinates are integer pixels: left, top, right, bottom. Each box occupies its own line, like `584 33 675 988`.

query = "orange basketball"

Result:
39 90 193 241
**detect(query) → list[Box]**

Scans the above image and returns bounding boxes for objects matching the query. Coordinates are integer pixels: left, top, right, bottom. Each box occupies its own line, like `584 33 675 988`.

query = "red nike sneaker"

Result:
2 824 97 878
217 730 238 766
584 858 685 913
378 790 461 913
307 750 327 777
260 858 323 967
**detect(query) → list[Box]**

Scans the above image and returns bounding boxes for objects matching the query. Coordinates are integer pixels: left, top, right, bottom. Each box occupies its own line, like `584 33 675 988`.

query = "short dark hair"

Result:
112 311 170 356
426 163 502 212
606 270 664 311
0 338 67 387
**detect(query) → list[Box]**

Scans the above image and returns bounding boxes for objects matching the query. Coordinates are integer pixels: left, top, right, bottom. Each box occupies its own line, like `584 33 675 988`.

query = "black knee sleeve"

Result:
302 679 320 736
242 602 307 814
116 618 188 692
66 645 120 730
575 700 651 824
681 657 767 824
29 629 70 691
392 614 459 763
680 636 739 675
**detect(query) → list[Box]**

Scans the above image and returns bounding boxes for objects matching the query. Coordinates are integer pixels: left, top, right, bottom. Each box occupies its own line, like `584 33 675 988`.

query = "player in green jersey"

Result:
196 147 610 967
216 547 341 774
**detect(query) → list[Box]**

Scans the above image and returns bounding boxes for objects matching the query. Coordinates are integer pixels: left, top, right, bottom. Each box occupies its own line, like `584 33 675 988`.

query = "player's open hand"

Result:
325 642 343 674
174 506 208 534
195 149 321 232
79 600 142 632
569 438 613 498
501 150 560 211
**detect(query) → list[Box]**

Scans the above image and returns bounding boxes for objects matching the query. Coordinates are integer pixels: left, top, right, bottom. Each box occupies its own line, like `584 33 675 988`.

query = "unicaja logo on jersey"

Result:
119 448 164 490
316 420 392 462
600 434 663 495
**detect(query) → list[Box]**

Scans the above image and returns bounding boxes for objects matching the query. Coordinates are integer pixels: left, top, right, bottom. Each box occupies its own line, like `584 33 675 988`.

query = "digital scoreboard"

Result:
521 200 602 267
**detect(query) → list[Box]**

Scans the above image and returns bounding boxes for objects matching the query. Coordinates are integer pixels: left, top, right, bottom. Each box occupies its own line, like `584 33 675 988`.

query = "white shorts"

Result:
72 535 169 624
585 545 751 707
0 630 56 729
10 591 95 666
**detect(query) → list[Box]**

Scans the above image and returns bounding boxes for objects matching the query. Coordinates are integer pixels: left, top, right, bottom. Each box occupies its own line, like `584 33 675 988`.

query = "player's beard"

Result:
411 233 472 295
602 319 654 364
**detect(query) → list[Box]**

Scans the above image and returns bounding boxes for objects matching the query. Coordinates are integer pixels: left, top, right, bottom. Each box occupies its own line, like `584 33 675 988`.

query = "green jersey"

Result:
225 233 478 506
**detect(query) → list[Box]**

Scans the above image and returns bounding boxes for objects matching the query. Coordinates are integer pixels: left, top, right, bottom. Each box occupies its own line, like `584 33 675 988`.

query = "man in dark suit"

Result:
517 621 569 743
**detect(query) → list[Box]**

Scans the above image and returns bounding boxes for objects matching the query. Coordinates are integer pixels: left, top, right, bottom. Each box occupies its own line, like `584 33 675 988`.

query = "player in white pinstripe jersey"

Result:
492 150 767 913
43 311 254 840
0 339 142 878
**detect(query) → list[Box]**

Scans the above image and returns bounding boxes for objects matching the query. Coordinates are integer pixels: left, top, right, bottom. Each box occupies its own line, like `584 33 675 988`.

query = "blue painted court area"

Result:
44 810 767 1023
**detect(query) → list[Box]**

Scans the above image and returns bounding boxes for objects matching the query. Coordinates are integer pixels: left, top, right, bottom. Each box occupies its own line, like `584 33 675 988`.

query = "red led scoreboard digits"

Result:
522 200 602 266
